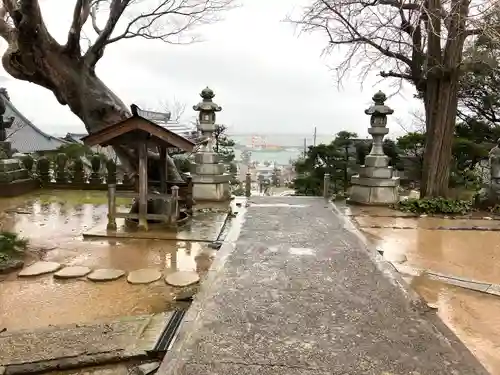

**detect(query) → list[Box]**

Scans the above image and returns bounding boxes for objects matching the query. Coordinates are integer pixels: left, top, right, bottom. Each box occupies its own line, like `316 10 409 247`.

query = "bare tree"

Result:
161 97 187 122
0 0 233 177
395 108 426 133
290 0 500 197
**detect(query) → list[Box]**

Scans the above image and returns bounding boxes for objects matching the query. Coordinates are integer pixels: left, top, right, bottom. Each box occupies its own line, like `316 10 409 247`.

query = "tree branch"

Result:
0 5 14 43
66 0 91 55
84 0 233 67
85 0 130 67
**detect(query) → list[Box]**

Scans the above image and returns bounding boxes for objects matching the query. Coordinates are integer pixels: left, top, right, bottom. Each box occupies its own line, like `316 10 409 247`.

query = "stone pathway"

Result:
158 196 488 375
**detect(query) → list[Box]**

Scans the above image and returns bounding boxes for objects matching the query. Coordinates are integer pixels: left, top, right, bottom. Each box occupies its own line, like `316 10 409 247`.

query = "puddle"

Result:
0 191 226 331
0 240 216 331
412 276 500 375
354 209 500 375
362 227 500 285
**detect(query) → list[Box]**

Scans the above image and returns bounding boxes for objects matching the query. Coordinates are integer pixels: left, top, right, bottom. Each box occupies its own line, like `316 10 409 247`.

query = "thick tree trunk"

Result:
420 75 460 197
1 43 183 181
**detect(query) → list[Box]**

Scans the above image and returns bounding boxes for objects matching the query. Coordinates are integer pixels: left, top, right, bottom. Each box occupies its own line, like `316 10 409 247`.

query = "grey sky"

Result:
0 0 420 138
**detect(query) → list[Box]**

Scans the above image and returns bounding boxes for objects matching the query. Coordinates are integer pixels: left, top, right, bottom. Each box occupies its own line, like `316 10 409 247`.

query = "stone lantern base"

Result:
192 174 231 201
348 173 400 205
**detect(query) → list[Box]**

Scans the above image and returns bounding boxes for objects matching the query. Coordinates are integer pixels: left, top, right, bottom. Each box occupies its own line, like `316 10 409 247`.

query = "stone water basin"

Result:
0 191 227 331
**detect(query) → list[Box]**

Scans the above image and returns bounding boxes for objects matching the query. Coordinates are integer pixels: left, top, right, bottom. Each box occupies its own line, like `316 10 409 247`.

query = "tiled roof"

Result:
2 91 68 153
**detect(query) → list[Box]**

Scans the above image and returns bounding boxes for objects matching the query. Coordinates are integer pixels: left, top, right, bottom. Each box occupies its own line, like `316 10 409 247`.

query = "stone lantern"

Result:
348 91 400 205
191 87 231 201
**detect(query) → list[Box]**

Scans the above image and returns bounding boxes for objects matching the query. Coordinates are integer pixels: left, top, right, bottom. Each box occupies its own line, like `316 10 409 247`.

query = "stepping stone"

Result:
54 266 92 279
165 271 200 287
18 261 61 277
383 251 407 264
127 269 162 284
87 268 125 281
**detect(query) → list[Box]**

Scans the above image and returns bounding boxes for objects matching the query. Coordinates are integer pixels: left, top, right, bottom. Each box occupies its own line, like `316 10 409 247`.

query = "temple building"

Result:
0 88 68 154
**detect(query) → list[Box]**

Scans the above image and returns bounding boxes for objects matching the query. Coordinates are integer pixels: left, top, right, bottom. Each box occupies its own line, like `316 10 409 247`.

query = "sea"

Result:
230 133 336 166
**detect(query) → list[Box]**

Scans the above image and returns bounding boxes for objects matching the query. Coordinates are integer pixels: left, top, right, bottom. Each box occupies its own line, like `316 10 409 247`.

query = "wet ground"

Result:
0 190 227 331
343 204 500 375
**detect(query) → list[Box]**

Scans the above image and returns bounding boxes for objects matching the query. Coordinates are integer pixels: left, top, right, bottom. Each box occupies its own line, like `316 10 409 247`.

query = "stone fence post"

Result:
245 172 251 197
107 183 117 231
323 173 330 198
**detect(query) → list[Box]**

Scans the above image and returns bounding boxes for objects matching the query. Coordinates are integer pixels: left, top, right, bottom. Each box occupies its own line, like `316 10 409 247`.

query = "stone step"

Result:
0 313 173 374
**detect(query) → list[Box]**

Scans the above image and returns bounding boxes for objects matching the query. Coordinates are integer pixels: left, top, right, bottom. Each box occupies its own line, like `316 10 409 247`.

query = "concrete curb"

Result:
329 200 490 373
157 201 247 375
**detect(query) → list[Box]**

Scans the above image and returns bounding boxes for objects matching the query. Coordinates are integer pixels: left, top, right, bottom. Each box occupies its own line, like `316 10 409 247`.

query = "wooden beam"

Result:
138 142 148 231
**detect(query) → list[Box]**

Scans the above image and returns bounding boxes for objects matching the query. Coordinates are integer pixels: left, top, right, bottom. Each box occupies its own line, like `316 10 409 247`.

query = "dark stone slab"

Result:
159 196 489 375
0 179 38 198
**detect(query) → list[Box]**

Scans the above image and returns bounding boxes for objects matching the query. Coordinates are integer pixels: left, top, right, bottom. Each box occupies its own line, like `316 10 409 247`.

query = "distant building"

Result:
1 88 68 154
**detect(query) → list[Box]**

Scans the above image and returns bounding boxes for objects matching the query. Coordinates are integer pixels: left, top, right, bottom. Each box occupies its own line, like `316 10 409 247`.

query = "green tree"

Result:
396 132 426 176
333 131 357 192
56 143 93 160
213 124 237 184
213 124 235 164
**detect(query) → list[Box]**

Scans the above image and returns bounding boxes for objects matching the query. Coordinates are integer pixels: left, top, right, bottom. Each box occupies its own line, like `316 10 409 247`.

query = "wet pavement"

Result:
0 190 227 331
159 197 487 375
342 203 500 375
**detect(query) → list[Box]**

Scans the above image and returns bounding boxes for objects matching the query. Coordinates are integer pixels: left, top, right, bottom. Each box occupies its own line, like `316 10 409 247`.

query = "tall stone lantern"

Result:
348 91 400 205
191 87 231 201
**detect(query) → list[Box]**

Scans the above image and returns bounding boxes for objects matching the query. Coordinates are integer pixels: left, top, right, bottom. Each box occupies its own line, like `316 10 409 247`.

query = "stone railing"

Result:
20 153 133 190
19 154 194 212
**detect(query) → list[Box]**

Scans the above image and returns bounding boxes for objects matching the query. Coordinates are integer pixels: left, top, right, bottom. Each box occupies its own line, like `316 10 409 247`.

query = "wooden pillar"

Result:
159 146 168 220
107 183 117 231
159 147 167 194
186 175 193 215
138 142 148 231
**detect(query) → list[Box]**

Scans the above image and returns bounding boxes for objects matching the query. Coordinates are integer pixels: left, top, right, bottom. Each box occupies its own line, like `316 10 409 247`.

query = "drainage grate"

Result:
148 306 190 357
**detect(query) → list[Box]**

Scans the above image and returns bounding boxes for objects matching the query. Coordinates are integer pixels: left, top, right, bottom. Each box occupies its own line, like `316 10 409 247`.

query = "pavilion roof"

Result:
81 114 195 152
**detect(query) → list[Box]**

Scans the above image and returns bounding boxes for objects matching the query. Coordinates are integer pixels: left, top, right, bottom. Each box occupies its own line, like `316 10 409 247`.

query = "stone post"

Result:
72 159 85 184
191 87 231 201
107 183 117 231
323 173 330 198
89 155 102 184
170 185 179 226
348 91 400 205
245 172 251 197
55 153 68 183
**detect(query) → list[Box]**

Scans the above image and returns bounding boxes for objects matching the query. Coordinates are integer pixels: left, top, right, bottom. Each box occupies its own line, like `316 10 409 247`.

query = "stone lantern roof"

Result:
193 87 222 112
365 91 394 117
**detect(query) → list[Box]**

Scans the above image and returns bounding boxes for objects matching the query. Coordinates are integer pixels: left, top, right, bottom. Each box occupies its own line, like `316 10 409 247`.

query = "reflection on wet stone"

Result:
354 205 500 375
0 191 225 331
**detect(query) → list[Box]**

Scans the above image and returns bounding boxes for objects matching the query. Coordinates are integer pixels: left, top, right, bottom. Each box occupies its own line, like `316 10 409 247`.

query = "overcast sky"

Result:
0 0 421 138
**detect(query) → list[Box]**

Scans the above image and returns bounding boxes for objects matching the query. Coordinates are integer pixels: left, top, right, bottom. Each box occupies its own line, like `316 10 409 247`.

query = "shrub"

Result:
0 231 28 262
392 197 472 215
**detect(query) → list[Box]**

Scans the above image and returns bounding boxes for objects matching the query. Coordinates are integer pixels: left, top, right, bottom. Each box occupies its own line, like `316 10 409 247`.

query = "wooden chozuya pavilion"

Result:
82 106 195 231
